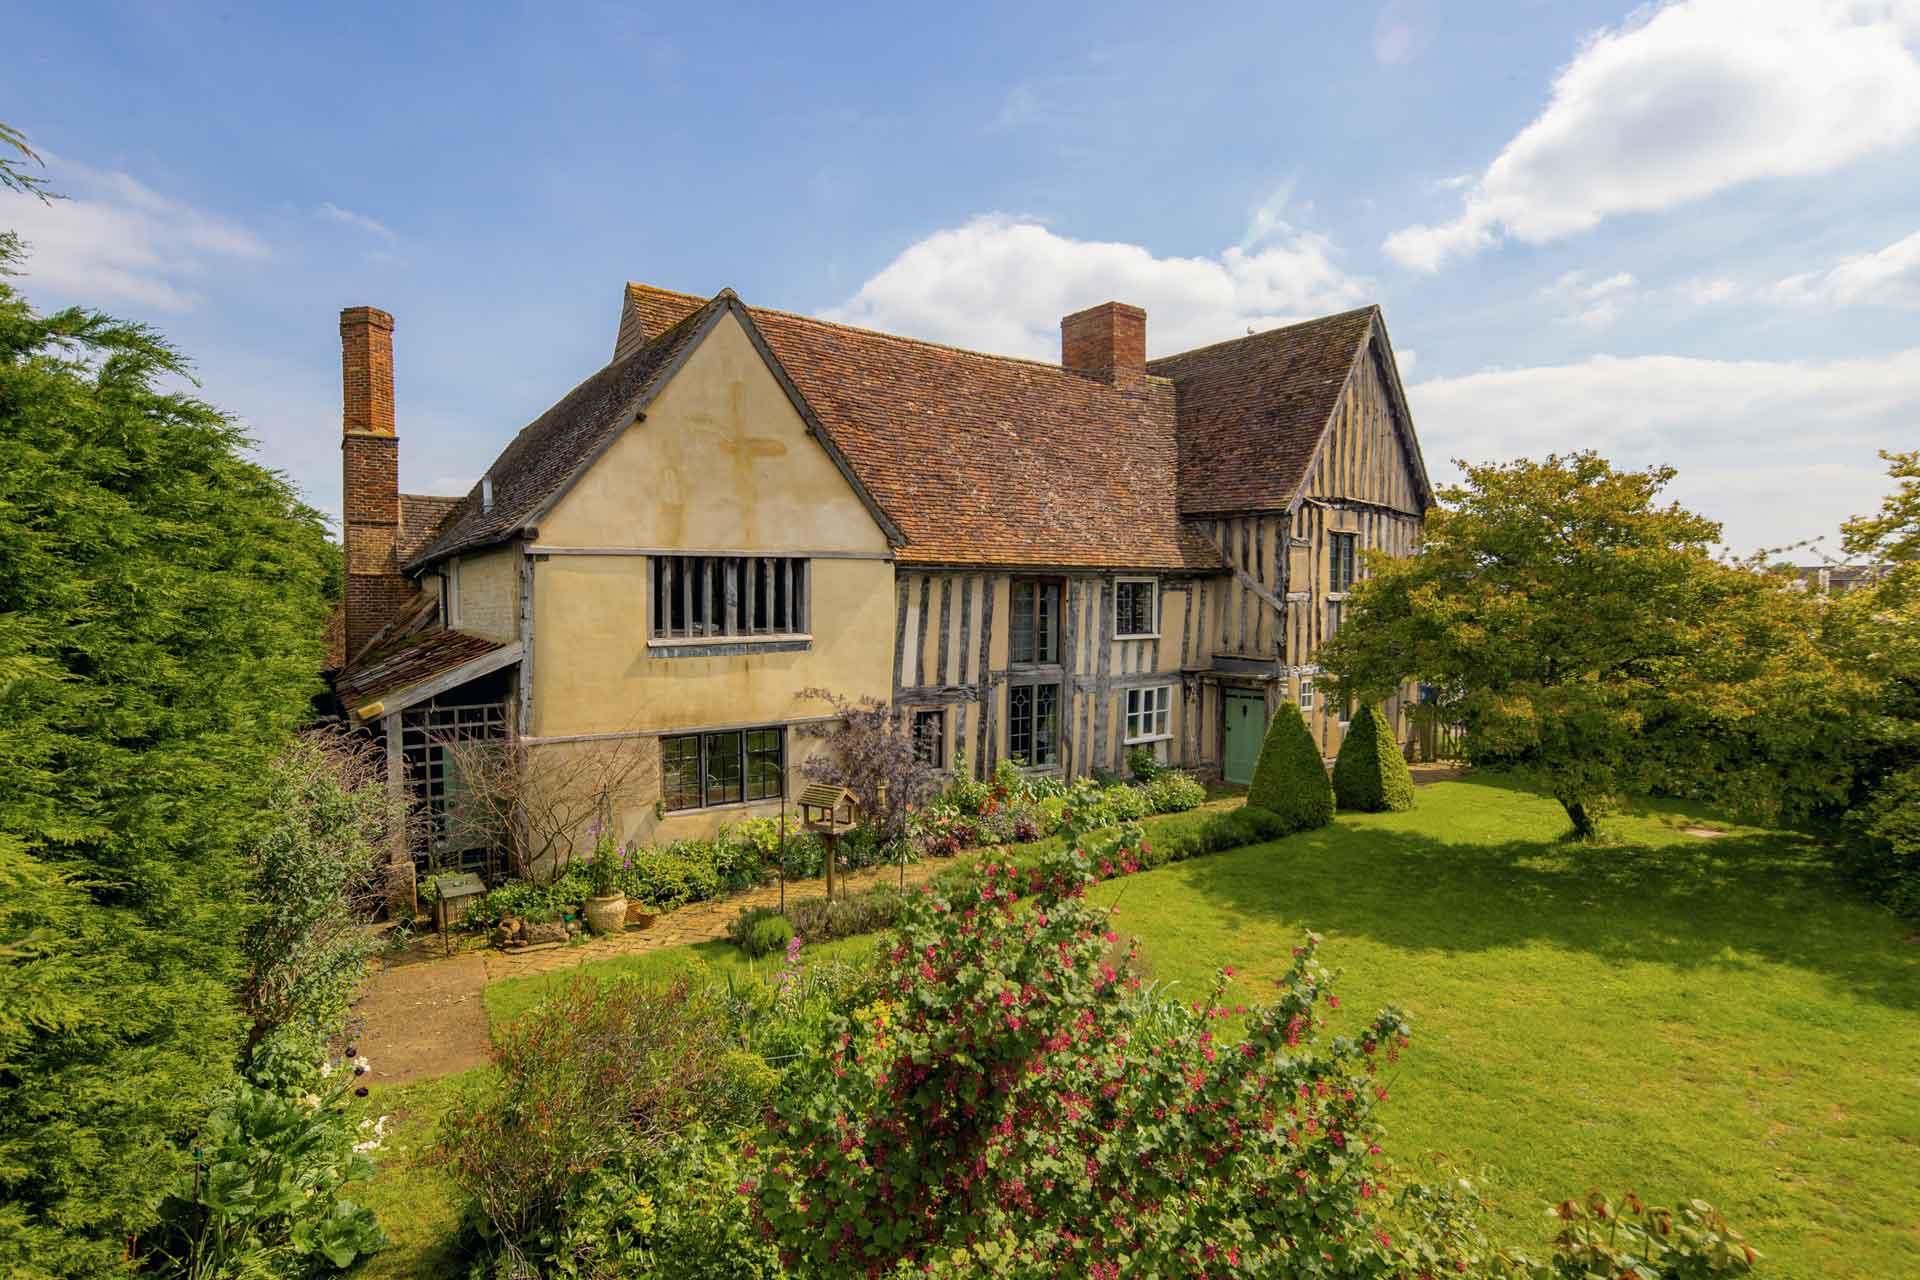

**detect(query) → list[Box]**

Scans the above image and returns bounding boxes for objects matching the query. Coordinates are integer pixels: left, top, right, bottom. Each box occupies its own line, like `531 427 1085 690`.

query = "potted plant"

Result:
580 823 628 936
625 898 659 930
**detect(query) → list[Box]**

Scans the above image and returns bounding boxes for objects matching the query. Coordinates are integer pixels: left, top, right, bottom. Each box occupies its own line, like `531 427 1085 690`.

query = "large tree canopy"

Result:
0 234 335 1277
1320 452 1866 837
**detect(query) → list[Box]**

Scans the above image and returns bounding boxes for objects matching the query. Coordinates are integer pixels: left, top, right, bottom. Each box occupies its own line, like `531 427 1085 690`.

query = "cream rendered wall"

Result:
453 545 522 643
527 309 894 842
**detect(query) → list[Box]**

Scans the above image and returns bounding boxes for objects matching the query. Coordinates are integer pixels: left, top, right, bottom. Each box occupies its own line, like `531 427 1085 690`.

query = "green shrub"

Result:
436 976 743 1254
743 914 795 958
1125 744 1162 781
786 885 906 943
1144 770 1206 813
546 1132 779 1280
1105 782 1154 823
149 1066 387 1277
1332 703 1416 813
728 905 787 952
1507 1190 1761 1276
1247 701 1334 832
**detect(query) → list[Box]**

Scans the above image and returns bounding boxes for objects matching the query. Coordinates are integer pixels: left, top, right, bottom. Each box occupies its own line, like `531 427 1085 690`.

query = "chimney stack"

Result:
1061 301 1147 394
340 306 406 661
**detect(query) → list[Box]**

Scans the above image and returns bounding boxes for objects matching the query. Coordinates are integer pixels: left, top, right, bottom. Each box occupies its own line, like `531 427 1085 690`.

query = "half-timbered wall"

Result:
1181 335 1428 761
891 569 1213 780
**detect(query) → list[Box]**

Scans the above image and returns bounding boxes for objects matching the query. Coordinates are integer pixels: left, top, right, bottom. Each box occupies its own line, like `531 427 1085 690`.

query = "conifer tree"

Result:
0 233 334 1277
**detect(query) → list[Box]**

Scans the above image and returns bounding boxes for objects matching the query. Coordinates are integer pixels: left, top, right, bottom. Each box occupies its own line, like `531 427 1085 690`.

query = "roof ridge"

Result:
625 279 1178 385
1146 304 1378 368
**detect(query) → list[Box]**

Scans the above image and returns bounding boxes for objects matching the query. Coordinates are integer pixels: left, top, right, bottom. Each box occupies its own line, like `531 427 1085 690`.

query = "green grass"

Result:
1084 779 1920 1278
350 1068 489 1280
369 778 1920 1278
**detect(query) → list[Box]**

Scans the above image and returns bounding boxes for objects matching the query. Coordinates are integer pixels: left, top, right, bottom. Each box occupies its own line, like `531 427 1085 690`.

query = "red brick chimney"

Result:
340 306 407 661
1061 301 1147 394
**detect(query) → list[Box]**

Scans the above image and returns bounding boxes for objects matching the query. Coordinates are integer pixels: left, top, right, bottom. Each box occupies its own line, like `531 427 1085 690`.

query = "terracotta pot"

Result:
583 893 628 936
625 902 659 929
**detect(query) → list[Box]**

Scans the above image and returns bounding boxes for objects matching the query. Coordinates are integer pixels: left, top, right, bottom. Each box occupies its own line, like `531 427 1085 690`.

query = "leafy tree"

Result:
1321 452 1864 838
1247 700 1334 832
1332 704 1415 812
1826 450 1920 913
1 122 57 201
0 236 334 1276
1841 448 1920 571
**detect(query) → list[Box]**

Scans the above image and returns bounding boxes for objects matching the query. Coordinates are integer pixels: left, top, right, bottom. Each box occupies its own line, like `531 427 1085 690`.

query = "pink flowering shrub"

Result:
745 835 1465 1278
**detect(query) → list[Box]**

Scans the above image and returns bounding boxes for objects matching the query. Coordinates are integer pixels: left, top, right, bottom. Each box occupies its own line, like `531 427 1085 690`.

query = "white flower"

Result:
300 1092 321 1110
318 1060 335 1078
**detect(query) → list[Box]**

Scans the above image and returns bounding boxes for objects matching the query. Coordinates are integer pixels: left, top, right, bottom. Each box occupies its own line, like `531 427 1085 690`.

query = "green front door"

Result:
1223 692 1266 785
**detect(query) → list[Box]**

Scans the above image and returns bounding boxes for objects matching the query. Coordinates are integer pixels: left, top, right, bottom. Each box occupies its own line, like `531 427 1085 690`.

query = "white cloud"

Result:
821 209 1371 360
1407 347 1920 552
0 156 268 310
1396 348 1416 375
1373 1 1429 65
1537 269 1639 329
1772 228 1920 307
1678 276 1740 305
320 202 395 241
1384 1 1920 270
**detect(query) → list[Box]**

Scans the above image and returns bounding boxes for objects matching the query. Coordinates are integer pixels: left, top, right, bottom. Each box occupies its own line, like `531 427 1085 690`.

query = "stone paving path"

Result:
355 858 951 1082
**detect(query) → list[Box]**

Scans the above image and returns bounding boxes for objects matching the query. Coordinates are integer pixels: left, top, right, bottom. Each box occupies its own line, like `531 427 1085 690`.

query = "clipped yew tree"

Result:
1246 700 1334 832
1332 703 1416 812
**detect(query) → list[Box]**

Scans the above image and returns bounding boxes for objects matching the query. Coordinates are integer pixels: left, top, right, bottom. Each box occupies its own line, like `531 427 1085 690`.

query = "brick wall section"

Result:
1061 301 1147 395
341 307 412 660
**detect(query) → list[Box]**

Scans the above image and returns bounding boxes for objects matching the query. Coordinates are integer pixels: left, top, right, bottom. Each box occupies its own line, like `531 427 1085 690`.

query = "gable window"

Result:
1329 533 1358 594
1009 578 1060 665
911 709 946 769
1114 578 1158 638
661 725 786 811
1007 682 1060 767
651 555 807 640
1124 685 1173 743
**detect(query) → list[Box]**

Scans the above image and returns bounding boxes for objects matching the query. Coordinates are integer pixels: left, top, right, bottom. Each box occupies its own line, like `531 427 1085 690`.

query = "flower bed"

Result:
462 765 1208 941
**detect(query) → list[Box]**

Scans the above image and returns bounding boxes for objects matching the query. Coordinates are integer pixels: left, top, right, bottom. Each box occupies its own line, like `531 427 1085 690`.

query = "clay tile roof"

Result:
407 295 724 569
398 494 464 561
1145 306 1381 515
334 626 508 711
618 284 1221 571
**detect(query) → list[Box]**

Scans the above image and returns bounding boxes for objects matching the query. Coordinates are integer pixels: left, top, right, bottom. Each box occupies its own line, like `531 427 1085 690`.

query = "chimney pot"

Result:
1061 301 1147 393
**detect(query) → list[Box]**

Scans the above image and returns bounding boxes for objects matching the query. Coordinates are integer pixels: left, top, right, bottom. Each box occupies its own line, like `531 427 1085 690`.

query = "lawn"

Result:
372 777 1920 1278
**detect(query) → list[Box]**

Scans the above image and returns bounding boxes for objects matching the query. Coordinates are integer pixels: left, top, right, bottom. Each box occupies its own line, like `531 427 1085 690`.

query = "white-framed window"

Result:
1298 677 1316 712
1124 684 1173 743
1114 577 1158 638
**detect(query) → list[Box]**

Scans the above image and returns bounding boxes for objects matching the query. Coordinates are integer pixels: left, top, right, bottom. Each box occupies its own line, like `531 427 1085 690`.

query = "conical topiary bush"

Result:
1245 700 1334 833
1331 703 1416 812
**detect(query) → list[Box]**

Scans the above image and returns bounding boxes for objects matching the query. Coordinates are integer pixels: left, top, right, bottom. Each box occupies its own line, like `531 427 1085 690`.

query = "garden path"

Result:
355 856 951 1083
355 763 1466 1083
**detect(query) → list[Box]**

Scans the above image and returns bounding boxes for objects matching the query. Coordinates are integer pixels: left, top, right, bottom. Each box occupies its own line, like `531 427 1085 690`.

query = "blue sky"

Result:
6 0 1918 554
